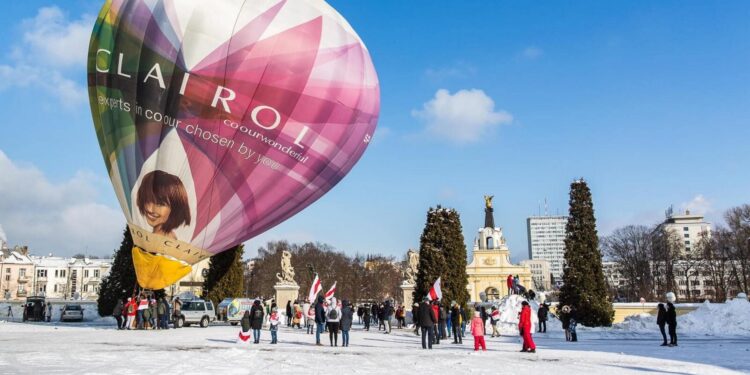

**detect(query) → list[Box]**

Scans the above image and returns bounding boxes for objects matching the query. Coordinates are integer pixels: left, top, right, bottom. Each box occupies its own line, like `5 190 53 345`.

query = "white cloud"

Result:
0 150 124 256
412 89 513 144
20 7 92 68
0 6 93 107
521 46 544 60
424 62 477 82
680 194 711 215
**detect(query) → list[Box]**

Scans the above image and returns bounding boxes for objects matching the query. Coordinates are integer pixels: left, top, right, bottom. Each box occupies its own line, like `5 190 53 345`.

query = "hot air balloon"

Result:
87 0 379 290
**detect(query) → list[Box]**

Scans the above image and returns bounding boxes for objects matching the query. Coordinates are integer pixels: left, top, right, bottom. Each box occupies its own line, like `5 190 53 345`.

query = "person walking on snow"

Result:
306 303 316 334
326 297 342 346
340 300 354 347
250 299 264 344
537 303 548 333
507 274 514 295
418 297 437 349
470 311 487 351
112 299 124 329
269 307 280 344
656 303 668 346
490 306 500 337
519 301 536 353
285 301 293 327
666 302 677 346
314 295 326 346
450 301 462 344
125 297 137 330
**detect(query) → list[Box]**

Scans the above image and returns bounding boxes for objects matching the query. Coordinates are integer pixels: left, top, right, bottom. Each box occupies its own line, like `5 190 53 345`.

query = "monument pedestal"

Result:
401 282 415 313
274 283 300 307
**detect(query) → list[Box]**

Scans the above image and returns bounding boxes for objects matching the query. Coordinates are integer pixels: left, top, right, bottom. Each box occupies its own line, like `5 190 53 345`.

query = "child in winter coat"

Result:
238 310 252 344
306 304 316 334
269 308 280 344
470 311 486 351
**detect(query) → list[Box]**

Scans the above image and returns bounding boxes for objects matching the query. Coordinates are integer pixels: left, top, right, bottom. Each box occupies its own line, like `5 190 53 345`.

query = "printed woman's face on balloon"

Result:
136 170 191 240
143 202 171 229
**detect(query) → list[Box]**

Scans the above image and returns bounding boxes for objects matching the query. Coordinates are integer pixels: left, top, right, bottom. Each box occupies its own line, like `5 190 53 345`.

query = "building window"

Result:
486 237 494 249
54 285 58 292
5 268 9 274
37 269 47 278
684 234 689 238
84 270 89 278
4 275 8 281
19 269 26 277
83 285 88 292
94 270 100 278
17 285 24 293
683 227 689 231
685 241 690 245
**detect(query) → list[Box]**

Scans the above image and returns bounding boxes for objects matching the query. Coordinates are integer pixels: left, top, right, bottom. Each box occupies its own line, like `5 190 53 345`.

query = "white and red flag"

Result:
428 277 442 301
308 274 322 303
324 281 337 301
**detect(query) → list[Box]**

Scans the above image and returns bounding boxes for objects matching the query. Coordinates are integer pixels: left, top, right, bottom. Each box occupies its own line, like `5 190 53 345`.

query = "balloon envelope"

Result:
88 0 379 289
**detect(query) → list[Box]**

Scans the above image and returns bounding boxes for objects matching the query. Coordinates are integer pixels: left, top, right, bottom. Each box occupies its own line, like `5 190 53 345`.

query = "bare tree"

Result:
650 226 680 298
724 205 750 295
601 225 655 301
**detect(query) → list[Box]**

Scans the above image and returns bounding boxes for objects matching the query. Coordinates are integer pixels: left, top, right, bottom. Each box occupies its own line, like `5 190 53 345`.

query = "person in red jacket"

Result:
431 300 440 345
518 301 536 353
470 311 486 351
506 274 514 295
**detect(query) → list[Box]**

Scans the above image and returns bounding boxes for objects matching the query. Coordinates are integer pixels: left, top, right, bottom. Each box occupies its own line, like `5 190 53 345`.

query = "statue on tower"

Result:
484 195 494 209
484 195 495 228
403 249 419 284
275 250 296 285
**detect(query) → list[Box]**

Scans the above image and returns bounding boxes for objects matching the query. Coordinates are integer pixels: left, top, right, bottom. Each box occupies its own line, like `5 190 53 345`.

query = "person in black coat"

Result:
438 303 447 339
314 295 326 345
112 299 124 330
356 305 364 324
537 303 549 333
249 300 264 343
382 301 394 334
666 302 677 346
340 300 354 347
450 302 462 344
412 303 420 336
656 303 668 346
418 297 437 349
363 304 371 331
285 301 293 327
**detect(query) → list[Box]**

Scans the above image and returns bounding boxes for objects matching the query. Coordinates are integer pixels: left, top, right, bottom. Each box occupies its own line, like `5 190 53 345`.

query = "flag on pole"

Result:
428 277 442 301
308 274 322 303
324 281 337 301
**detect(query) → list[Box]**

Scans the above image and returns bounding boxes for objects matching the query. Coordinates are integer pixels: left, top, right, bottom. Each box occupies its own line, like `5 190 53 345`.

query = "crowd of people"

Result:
111 294 181 330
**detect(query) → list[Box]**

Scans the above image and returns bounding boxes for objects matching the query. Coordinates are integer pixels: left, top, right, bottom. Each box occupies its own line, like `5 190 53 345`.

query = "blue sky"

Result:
0 1 748 261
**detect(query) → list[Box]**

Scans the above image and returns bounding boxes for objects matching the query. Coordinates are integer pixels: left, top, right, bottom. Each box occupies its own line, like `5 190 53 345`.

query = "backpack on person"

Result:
254 309 263 319
295 310 303 319
327 308 338 320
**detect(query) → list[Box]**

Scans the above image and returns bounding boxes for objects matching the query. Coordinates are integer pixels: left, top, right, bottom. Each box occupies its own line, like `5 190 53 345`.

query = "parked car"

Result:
60 304 84 322
174 299 215 328
23 296 46 322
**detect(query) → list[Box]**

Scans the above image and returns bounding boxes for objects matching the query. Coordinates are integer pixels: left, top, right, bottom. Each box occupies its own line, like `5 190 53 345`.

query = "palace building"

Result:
466 197 533 302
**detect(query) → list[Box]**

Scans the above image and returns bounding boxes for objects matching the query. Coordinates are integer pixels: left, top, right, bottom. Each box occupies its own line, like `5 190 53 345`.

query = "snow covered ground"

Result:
0 317 748 374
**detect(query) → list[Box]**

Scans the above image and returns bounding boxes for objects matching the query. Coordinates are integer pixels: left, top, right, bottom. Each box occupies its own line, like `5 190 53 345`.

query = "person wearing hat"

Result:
417 297 437 349
470 310 486 351
519 301 536 353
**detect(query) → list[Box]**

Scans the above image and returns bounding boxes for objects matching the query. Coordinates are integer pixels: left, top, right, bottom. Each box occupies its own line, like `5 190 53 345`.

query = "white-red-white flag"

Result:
428 277 442 301
308 274 322 303
324 281 337 301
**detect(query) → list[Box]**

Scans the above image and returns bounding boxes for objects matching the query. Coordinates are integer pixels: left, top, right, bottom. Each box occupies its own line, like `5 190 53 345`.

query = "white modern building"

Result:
659 207 711 254
519 259 552 291
527 215 568 283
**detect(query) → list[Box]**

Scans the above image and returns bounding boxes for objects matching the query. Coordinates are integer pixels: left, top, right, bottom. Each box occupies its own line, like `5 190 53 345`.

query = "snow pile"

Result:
492 294 538 335
604 298 750 337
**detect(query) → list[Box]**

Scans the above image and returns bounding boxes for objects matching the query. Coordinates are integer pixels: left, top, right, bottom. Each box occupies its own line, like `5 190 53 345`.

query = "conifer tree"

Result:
558 179 614 326
413 206 470 306
203 244 245 304
97 226 138 316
